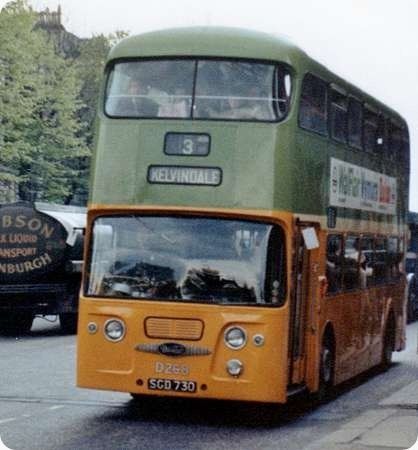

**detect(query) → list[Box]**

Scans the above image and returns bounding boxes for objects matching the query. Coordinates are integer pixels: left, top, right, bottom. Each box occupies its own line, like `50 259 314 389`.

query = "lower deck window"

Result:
327 233 404 295
86 216 286 305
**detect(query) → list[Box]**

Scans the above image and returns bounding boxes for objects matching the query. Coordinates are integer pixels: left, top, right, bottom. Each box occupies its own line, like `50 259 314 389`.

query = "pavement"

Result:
304 318 418 450
306 380 418 450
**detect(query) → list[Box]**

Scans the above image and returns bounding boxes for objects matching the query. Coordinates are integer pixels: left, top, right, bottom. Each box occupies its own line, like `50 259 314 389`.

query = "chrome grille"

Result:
145 317 203 340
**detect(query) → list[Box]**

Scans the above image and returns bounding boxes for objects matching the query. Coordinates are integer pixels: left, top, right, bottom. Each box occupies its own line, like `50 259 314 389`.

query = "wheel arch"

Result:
322 322 336 380
384 307 396 349
307 320 337 393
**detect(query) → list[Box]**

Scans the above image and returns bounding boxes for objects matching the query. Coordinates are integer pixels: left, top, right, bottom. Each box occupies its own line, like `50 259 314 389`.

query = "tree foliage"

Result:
0 1 122 205
75 31 127 146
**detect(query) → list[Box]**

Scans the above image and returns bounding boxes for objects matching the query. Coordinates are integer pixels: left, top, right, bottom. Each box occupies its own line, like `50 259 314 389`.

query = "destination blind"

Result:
148 165 222 186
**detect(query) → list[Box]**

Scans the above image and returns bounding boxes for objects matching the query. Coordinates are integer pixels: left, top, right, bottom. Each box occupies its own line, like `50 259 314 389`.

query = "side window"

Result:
299 74 328 135
399 238 406 275
364 107 379 153
389 122 403 162
330 88 348 143
360 236 375 288
343 235 360 290
348 97 363 149
388 237 402 282
376 115 388 156
275 67 292 118
326 234 343 294
374 237 387 285
402 128 410 168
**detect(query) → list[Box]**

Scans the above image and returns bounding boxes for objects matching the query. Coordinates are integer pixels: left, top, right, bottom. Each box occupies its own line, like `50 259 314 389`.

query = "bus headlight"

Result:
224 326 247 349
226 359 243 377
104 319 126 342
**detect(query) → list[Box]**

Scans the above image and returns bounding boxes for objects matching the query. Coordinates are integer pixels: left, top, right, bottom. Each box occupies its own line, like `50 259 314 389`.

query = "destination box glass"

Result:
147 165 222 186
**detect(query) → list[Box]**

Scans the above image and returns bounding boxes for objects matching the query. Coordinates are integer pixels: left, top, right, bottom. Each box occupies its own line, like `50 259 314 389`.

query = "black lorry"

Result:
0 202 85 334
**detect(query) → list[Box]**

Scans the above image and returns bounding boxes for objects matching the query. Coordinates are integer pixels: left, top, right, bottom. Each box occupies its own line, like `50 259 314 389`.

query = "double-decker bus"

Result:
77 27 409 403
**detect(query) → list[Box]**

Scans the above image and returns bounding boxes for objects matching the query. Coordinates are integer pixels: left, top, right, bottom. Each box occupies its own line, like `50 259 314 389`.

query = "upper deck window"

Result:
402 128 410 167
299 73 328 136
390 122 403 161
105 60 195 118
330 88 348 143
105 59 292 122
347 97 363 149
376 115 389 155
364 107 379 153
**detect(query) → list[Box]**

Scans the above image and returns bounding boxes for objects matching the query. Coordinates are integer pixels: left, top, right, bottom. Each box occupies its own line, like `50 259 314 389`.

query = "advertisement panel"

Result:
330 158 397 215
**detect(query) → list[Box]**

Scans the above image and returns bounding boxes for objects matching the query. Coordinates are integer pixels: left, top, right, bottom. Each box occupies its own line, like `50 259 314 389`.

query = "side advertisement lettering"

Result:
330 158 397 215
0 204 67 280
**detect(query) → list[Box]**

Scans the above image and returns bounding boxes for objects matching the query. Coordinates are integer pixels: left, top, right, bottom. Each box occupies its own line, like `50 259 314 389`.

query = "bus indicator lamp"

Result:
224 326 247 349
253 334 265 346
87 322 98 334
226 359 243 377
104 319 126 342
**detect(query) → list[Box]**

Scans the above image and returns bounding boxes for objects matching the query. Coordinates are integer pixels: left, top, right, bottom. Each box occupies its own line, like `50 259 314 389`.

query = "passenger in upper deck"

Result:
115 78 158 117
194 60 276 120
223 86 274 120
157 88 189 117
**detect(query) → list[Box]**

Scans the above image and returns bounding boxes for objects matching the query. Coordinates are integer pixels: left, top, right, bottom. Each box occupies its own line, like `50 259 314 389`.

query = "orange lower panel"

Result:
77 298 290 403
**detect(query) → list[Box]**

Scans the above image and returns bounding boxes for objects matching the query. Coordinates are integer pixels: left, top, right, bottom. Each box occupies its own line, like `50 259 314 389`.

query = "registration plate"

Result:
148 378 197 393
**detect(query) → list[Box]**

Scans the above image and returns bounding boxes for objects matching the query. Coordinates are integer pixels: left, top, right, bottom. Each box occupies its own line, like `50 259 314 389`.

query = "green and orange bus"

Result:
77 27 409 403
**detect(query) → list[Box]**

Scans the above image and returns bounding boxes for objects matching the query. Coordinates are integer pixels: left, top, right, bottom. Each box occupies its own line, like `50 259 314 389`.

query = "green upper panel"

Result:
90 27 408 223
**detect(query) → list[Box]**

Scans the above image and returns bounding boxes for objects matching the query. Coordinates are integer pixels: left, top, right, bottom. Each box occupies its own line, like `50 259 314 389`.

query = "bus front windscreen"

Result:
105 59 291 121
87 216 286 305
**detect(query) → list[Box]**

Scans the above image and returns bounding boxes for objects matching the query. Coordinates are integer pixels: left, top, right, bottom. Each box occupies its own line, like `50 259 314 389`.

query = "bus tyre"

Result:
130 393 153 410
317 336 335 402
0 313 34 335
381 320 394 370
60 313 78 334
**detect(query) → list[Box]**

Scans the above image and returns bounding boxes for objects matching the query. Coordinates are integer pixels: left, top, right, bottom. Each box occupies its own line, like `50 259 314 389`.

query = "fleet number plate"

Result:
148 378 197 393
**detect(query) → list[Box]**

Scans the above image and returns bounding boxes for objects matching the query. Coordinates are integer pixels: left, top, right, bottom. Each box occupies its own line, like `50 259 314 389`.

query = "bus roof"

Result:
108 27 303 64
108 27 406 125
